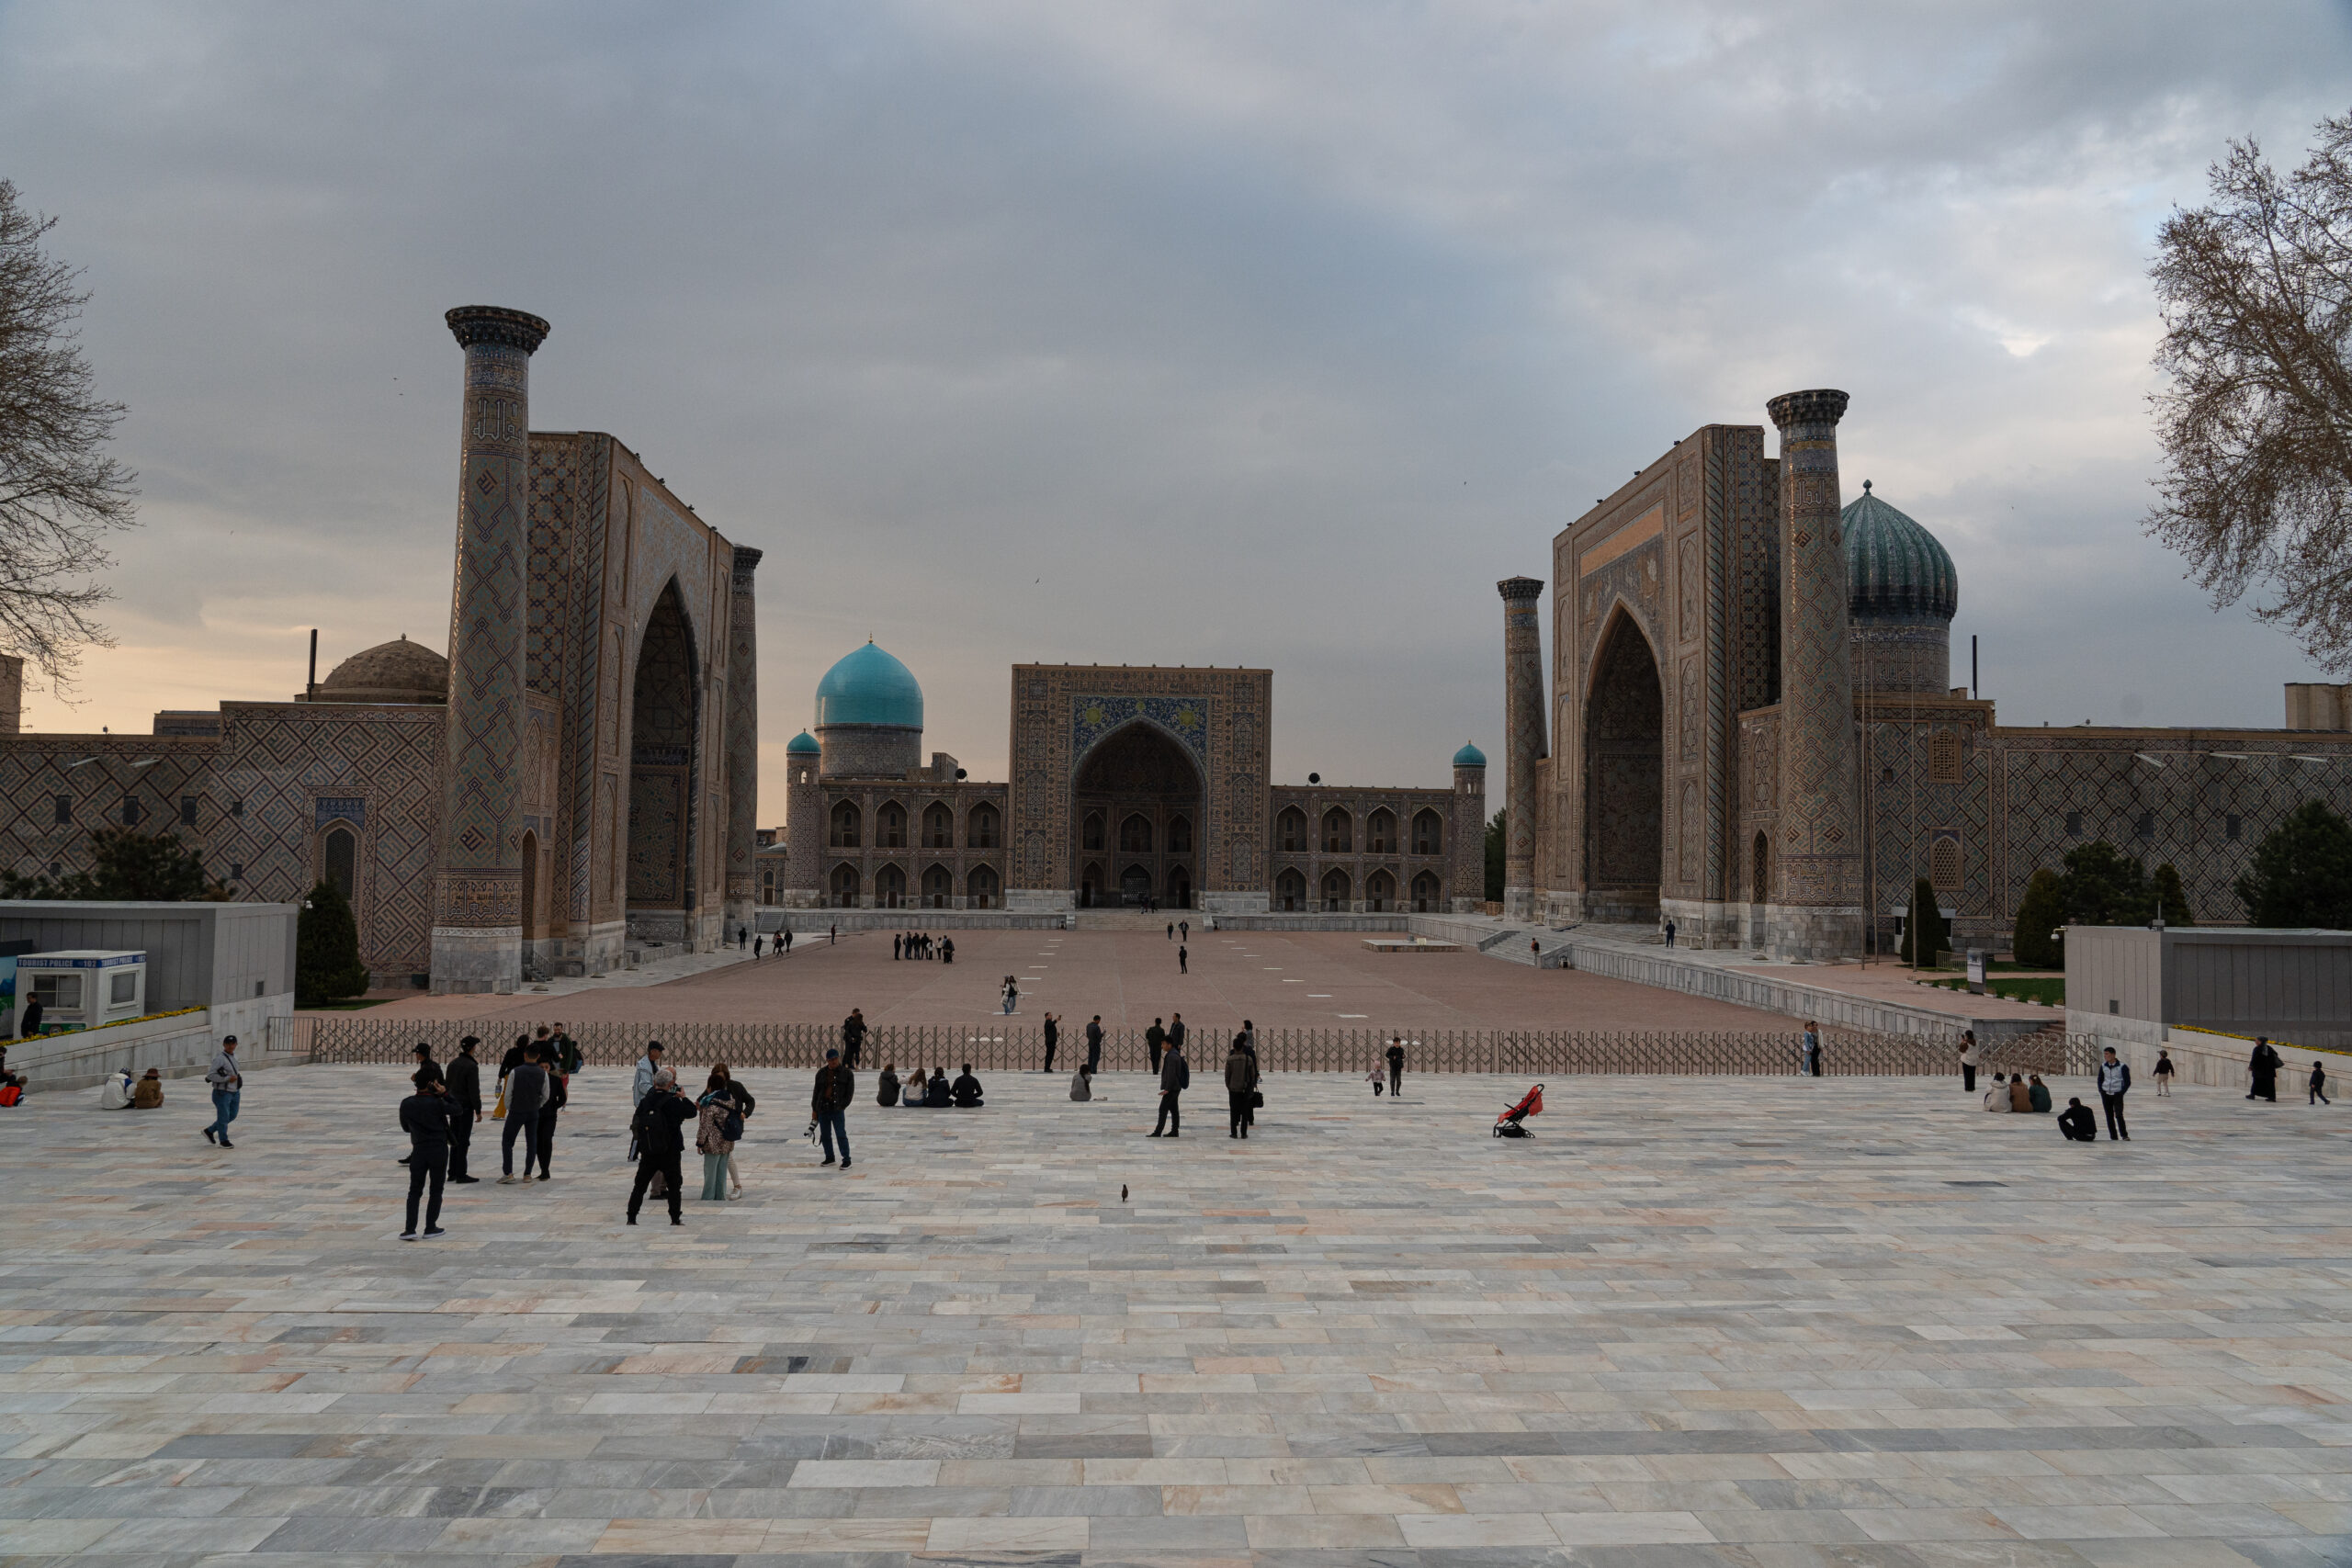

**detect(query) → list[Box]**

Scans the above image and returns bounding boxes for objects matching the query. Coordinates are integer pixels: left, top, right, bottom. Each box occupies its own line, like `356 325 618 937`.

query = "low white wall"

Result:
1567 940 2041 1042
4 1005 286 1095
2067 1010 2348 1089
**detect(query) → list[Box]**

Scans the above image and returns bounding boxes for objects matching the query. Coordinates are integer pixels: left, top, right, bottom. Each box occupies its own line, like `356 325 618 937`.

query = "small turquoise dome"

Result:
1844 482 1957 622
786 729 820 755
1453 741 1487 768
814 640 923 729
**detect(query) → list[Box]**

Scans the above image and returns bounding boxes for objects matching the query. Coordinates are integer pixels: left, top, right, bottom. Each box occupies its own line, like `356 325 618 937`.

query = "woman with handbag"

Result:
695 1068 741 1201
1225 1036 1261 1139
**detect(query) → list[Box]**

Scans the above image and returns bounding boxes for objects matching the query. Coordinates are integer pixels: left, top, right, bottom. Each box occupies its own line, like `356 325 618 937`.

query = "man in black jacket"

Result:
445 1037 482 1182
1085 1016 1104 1075
1042 1013 1058 1073
399 1069 454 1239
501 1052 547 1182
628 1068 695 1224
2058 1097 2098 1142
530 1043 568 1181
813 1049 855 1168
398 1042 437 1166
1150 1038 1187 1137
952 1063 983 1107
841 1009 867 1070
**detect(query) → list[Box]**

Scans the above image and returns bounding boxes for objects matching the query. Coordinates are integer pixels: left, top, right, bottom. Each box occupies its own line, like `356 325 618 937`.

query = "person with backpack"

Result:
812 1049 855 1168
627 1069 695 1225
1150 1035 1187 1137
1225 1036 1260 1139
696 1068 742 1201
554 1024 582 1080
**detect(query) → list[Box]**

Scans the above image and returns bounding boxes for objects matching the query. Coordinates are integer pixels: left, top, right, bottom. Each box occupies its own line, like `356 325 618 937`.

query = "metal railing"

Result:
301 1016 1986 1077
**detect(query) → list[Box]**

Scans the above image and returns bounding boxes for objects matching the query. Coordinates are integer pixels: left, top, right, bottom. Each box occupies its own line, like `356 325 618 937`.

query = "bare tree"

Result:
2147 110 2352 672
0 179 136 695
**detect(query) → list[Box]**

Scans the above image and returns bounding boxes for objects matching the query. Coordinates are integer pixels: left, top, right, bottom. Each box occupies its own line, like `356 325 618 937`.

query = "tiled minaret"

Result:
430 306 548 994
1498 577 1546 919
722 546 763 933
1451 743 1487 912
1764 389 1864 960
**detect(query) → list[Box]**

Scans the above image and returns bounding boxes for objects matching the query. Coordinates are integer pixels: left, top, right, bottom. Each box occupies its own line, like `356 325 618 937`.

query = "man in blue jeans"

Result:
202 1035 243 1148
812 1048 854 1169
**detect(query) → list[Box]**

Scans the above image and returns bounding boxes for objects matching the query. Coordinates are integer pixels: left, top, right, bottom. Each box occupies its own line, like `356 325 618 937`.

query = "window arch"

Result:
968 802 1000 849
1320 867 1352 911
1322 808 1352 853
830 862 861 907
1080 862 1102 907
1411 870 1442 912
1275 867 1306 912
874 863 907 908
1411 808 1442 856
1365 868 1396 911
830 800 862 849
1167 814 1193 853
322 824 358 904
967 863 1000 908
1276 807 1306 852
876 801 908 849
1366 808 1395 854
921 863 954 907
1082 812 1105 852
923 803 954 849
1119 813 1153 853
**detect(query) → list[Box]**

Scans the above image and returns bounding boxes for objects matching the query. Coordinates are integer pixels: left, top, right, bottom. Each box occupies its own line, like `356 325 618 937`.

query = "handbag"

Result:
1250 1089 1263 1109
491 1089 506 1120
722 1106 745 1142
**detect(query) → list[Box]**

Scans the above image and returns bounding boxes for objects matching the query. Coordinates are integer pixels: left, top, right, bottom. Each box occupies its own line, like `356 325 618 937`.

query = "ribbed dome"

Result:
316 636 447 704
786 729 820 755
814 641 922 729
1844 483 1957 622
1453 741 1487 768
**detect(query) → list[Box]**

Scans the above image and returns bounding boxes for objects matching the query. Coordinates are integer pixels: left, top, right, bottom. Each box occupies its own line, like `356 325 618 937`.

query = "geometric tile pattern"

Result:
1764 390 1861 910
6 1067 2350 1564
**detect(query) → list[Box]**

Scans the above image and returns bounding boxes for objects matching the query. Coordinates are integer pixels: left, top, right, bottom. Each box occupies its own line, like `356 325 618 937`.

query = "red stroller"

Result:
1493 1083 1544 1137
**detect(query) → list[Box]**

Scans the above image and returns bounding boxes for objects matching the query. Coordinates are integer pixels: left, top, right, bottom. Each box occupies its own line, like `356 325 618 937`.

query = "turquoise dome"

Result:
786 729 820 755
1844 482 1957 622
1453 741 1487 768
814 641 923 729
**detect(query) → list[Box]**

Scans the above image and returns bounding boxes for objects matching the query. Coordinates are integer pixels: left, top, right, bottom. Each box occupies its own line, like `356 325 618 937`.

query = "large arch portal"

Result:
1071 722 1201 908
1583 610 1663 923
626 581 700 942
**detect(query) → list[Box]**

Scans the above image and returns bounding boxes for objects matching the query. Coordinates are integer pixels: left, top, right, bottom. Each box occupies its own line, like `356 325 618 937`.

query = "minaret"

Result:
722 546 763 932
1497 577 1546 919
1764 389 1864 960
784 731 823 906
429 305 548 994
1451 742 1487 913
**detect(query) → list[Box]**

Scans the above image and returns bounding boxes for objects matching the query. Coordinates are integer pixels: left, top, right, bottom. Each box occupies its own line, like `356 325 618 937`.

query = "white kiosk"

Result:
17 951 148 1032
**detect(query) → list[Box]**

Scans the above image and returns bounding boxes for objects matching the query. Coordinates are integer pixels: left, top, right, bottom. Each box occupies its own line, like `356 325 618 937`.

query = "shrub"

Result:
296 880 369 1008
2012 867 2065 967
2058 840 2154 926
2236 799 2352 928
2152 862 2193 927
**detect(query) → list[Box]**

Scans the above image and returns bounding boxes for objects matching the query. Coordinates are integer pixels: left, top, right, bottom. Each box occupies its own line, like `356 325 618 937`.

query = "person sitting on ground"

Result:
952 1063 984 1107
1070 1063 1095 1101
923 1067 954 1107
2028 1074 2052 1113
1982 1074 2011 1111
97 1066 135 1110
900 1067 926 1108
132 1066 164 1108
876 1063 900 1107
2058 1097 2098 1141
2008 1073 2032 1112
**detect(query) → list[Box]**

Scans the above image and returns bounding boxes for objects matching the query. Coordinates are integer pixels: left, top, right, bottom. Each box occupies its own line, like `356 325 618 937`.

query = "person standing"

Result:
1958 1032 1978 1094
828 923 836 944
1802 1022 1823 1078
398 1042 436 1165
1084 1016 1103 1075
1002 976 1018 1015
1146 1019 1167 1075
202 1035 243 1147
842 1009 867 1070
628 1041 665 1159
1179 919 1189 942
1178 942 1188 975
1167 1013 1186 1066
555 1024 582 1081
2154 1050 2175 1097
500 1050 547 1182
812 1048 854 1168
1225 1035 1259 1139
2096 1047 2132 1142
627 1068 693 1225
531 1044 567 1181
710 1065 754 1196
893 932 903 961
2312 1059 2332 1106
2249 1037 2280 1102
1042 1013 1059 1073
1150 1034 1187 1137
1664 918 1677 949
1385 1036 1405 1099
696 1068 740 1201
784 929 793 954
752 934 763 959
398 1069 453 1240
940 936 954 965
446 1036 482 1183
17 990 43 1039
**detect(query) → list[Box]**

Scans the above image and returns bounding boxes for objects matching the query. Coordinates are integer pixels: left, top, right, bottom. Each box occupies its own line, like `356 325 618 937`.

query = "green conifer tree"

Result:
1900 877 1950 966
2235 799 2352 928
2152 863 2193 927
296 880 369 1009
2011 867 2066 967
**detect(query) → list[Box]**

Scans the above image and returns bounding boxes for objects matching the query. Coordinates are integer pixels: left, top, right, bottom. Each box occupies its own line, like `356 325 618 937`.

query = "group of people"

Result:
876 1062 985 1108
2244 1035 2332 1104
96 1065 167 1109
738 926 791 959
893 931 952 963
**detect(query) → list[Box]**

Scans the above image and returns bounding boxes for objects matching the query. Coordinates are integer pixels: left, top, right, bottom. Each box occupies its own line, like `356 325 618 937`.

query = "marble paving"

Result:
2 1063 2349 1568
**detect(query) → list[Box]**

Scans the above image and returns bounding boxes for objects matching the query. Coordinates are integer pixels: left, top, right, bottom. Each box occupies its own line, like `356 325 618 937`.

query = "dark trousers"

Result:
1087 1040 1102 1074
1228 1091 1250 1136
1148 1044 1161 1074
534 1110 557 1177
448 1112 474 1179
1962 1065 1976 1092
628 1148 684 1220
1152 1090 1182 1135
1387 1064 1402 1097
2100 1091 2129 1140
405 1145 447 1232
843 1040 863 1070
501 1112 535 1175
1043 1037 1057 1072
818 1107 849 1162
2314 1083 2331 1105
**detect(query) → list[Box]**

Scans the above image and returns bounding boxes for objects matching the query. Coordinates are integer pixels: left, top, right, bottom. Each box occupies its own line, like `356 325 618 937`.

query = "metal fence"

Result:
298 1014 2025 1077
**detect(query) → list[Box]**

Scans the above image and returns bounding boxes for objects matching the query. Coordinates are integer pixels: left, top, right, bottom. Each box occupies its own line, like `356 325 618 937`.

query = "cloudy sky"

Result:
3 1 2348 818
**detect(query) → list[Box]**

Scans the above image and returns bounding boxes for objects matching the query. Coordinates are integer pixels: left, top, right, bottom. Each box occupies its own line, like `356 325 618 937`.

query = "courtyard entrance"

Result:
1071 720 1200 908
625 580 700 942
1584 608 1662 922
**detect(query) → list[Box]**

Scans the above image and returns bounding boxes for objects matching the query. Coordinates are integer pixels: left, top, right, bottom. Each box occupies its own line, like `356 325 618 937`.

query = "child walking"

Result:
2312 1059 2332 1107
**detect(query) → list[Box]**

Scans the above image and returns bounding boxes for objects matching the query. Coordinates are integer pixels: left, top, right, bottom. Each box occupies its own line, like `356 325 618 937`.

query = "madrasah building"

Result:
1496 389 2352 959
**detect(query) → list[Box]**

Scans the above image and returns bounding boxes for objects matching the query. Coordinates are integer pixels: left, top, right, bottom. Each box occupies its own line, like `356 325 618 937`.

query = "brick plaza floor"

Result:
2 1066 2348 1567
361 929 1787 1033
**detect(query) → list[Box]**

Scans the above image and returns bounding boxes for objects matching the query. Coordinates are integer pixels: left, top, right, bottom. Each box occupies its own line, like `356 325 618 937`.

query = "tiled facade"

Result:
1507 394 2352 955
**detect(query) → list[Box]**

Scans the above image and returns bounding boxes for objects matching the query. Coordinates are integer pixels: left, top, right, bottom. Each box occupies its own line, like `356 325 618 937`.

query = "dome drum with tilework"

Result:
306 636 449 705
813 641 923 777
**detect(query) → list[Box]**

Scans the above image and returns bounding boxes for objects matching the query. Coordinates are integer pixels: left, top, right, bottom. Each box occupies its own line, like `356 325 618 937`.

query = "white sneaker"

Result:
399 1231 418 1241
